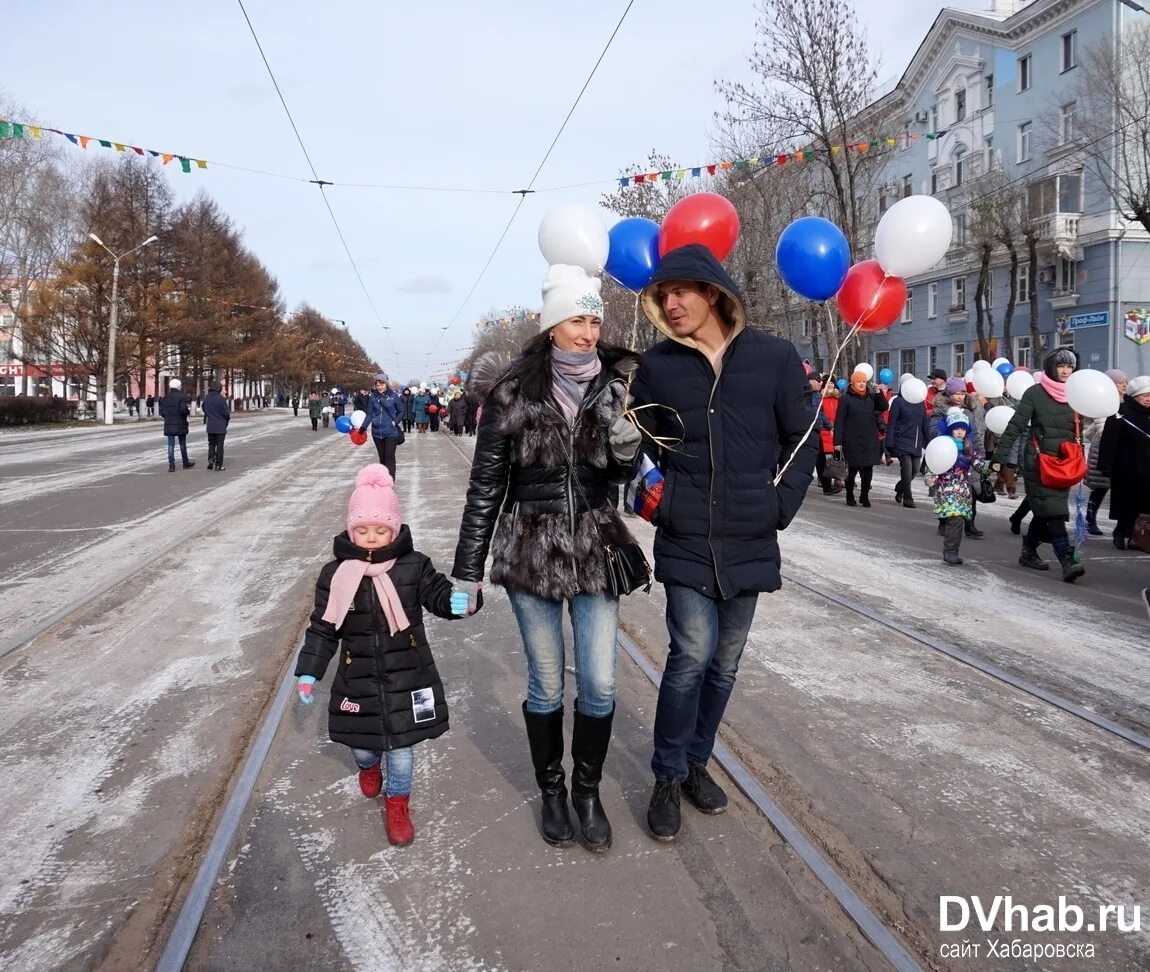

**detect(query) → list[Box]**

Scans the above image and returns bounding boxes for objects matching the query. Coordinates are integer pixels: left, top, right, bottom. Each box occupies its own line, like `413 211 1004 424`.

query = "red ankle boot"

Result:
384 795 415 845
358 764 382 798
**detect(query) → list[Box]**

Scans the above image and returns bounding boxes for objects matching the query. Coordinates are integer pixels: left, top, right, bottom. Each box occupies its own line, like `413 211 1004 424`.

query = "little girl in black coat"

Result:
295 465 481 845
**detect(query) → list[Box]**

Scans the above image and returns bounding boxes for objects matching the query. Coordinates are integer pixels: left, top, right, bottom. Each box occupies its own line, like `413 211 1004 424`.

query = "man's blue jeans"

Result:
166 434 189 466
506 588 619 718
351 746 413 797
651 584 758 782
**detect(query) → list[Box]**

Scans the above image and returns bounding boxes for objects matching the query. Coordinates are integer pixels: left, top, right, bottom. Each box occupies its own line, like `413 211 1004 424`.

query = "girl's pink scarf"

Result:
1038 372 1069 404
322 559 410 635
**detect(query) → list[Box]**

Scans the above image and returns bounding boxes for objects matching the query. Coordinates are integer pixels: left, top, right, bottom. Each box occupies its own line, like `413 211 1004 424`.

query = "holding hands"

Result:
296 674 316 704
451 581 484 618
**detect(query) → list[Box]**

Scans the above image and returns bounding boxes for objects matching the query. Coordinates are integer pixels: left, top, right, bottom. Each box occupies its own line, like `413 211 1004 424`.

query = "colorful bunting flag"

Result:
0 119 208 172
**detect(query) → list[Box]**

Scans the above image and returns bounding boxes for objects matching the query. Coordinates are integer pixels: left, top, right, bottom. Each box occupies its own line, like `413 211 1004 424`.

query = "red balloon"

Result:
835 260 907 333
428 404 439 415
658 192 740 262
450 376 461 385
349 428 368 446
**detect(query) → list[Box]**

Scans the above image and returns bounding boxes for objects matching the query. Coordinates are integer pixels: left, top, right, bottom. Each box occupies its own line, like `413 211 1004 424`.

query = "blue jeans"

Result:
166 434 189 465
351 747 414 797
651 585 758 782
506 588 619 718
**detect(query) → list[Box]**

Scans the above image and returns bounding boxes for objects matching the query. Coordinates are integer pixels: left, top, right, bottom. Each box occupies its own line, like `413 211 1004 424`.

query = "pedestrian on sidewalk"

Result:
629 244 817 842
885 381 932 508
991 349 1086 582
291 393 300 417
159 379 194 471
400 387 415 433
146 394 155 417
817 382 844 494
453 264 641 854
412 388 430 432
368 374 401 479
1083 369 1127 536
202 382 230 471
296 465 481 846
307 392 321 431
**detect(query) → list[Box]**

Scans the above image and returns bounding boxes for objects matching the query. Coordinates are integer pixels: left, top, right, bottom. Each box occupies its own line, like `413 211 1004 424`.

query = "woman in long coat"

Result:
991 349 1085 581
833 372 887 507
1097 375 1150 549
453 266 639 853
411 390 430 432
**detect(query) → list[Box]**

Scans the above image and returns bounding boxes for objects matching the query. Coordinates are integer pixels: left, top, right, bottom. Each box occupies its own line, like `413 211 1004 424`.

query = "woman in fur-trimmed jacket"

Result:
452 265 640 854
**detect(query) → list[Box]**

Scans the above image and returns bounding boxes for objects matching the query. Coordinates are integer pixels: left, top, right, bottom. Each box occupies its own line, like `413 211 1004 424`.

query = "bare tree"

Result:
1074 21 1150 233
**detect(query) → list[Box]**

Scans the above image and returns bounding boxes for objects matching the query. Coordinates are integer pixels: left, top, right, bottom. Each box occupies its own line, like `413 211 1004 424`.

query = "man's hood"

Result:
639 244 746 349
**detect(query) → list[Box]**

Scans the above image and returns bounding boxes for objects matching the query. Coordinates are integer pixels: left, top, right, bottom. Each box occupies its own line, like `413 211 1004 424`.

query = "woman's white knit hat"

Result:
1128 375 1150 397
539 264 605 332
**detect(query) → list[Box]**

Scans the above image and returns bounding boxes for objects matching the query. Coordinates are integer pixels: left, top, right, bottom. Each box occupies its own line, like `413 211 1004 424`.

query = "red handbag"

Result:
1032 415 1086 489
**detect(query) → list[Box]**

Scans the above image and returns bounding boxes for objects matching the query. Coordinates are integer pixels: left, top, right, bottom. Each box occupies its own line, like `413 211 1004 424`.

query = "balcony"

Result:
948 302 968 324
1031 212 1080 240
1048 288 1079 311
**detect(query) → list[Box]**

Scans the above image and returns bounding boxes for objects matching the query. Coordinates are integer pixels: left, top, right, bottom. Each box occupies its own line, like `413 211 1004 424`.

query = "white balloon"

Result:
985 405 1016 435
350 408 367 430
899 372 914 389
1065 369 1121 419
538 204 609 273
853 362 874 380
973 368 1005 398
991 357 1010 369
900 377 927 404
873 195 953 278
925 435 959 474
964 368 975 383
972 358 994 372
1005 370 1034 400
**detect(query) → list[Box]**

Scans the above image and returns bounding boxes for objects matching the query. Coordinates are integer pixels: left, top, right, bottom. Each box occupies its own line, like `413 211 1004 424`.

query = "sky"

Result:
3 0 990 381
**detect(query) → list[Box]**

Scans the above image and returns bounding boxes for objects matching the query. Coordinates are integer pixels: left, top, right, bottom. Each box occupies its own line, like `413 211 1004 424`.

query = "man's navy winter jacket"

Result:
631 244 817 599
202 391 231 435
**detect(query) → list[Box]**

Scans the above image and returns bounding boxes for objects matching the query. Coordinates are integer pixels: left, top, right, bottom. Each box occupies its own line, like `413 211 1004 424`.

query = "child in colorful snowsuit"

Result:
927 408 991 566
295 465 481 845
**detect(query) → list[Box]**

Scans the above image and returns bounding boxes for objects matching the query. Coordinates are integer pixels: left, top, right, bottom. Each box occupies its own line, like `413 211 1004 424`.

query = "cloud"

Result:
396 275 452 294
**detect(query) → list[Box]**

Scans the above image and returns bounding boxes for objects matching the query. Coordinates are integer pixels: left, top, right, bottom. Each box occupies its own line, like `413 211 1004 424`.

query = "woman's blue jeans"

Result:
506 588 619 718
351 747 413 797
651 584 758 783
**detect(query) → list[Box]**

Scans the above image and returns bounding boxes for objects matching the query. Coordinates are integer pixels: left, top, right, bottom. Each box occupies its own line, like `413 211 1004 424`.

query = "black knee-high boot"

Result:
570 702 614 852
522 704 575 846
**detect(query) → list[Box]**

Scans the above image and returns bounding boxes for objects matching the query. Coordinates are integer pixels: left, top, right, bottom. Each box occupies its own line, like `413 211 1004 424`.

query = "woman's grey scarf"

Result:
550 347 602 425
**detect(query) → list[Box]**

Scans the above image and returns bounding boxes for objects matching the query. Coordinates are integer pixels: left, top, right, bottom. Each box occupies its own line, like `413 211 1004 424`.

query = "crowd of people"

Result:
806 357 1149 578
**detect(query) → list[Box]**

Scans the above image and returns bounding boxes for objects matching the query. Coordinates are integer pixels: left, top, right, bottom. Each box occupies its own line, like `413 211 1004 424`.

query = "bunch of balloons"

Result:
539 192 741 296
335 409 369 446
774 195 953 335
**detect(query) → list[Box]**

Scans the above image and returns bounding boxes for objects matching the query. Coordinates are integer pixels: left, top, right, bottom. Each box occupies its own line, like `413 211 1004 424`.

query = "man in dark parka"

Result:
159 379 194 472
629 244 817 841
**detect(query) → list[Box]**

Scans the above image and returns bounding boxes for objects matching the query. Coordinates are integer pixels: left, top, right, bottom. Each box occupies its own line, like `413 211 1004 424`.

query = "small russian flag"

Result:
630 456 665 522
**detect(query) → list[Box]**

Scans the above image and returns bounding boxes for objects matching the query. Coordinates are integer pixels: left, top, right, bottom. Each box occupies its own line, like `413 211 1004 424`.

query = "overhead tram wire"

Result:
429 0 638 356
234 0 401 370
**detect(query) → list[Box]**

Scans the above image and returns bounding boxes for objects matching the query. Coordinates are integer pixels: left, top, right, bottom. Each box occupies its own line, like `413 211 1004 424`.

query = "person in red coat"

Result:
818 384 843 493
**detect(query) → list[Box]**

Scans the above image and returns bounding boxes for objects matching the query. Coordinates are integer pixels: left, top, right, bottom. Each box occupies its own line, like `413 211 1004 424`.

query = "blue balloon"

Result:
775 217 850 301
605 217 661 292
996 362 1014 377
836 378 848 391
878 368 895 386
334 415 353 434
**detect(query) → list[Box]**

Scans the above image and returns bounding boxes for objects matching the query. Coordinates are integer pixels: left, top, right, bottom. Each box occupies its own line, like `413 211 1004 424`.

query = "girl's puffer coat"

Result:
297 527 457 751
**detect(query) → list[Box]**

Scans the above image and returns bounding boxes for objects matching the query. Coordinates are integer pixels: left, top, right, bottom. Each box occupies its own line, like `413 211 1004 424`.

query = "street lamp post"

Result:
88 232 158 425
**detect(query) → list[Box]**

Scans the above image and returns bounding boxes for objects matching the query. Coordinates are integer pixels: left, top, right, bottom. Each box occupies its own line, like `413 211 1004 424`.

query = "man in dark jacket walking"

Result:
159 379 195 472
630 244 817 841
202 382 231 471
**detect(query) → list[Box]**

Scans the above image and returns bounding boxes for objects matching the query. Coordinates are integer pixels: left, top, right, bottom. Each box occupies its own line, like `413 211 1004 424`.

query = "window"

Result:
902 288 913 324
953 212 968 248
931 170 940 194
1058 330 1075 349
900 349 917 377
930 105 940 134
928 282 939 318
1017 262 1030 303
952 277 967 311
955 88 967 122
1060 102 1077 144
1057 257 1077 293
1017 122 1032 163
875 351 891 374
985 74 994 109
902 173 913 198
983 270 994 310
1027 174 1082 215
954 148 966 187
1019 54 1032 91
953 343 966 374
1014 335 1032 369
1061 30 1077 72
929 345 941 372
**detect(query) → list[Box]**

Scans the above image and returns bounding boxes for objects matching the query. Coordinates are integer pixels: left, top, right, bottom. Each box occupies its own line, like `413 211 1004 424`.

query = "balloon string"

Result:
772 305 861 486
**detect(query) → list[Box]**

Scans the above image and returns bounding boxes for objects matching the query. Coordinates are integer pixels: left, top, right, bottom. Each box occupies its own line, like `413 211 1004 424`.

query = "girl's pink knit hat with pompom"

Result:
347 464 401 538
